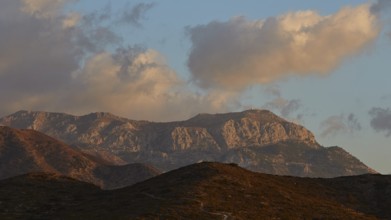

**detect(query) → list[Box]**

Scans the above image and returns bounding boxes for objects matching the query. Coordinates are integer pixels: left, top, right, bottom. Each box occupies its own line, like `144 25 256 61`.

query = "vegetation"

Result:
1 162 390 219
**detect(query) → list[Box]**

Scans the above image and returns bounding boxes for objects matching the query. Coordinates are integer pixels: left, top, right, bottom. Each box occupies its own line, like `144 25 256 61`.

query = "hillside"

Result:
0 126 160 189
0 109 375 177
0 162 390 219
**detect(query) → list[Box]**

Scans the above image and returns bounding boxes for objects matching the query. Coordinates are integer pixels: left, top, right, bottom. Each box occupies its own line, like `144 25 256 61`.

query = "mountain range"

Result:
0 126 159 189
0 109 375 177
1 162 390 219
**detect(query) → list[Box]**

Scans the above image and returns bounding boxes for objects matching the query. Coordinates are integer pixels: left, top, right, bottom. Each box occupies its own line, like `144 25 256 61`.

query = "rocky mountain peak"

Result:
183 109 318 149
81 112 124 121
187 109 282 126
0 109 375 177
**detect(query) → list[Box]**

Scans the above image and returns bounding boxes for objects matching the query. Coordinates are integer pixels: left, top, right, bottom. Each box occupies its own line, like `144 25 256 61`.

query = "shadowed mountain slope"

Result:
0 126 160 189
0 162 390 219
0 109 375 177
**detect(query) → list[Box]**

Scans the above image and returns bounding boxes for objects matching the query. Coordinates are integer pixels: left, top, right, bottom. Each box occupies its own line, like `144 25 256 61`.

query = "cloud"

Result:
62 12 81 28
187 4 380 90
118 3 155 27
347 113 362 132
66 47 238 120
263 86 301 119
21 0 75 18
0 0 235 121
370 0 391 14
320 113 362 138
369 107 391 137
0 0 385 122
0 0 82 93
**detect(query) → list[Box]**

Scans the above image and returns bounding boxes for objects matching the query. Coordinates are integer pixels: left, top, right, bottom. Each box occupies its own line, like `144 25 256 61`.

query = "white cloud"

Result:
187 4 380 90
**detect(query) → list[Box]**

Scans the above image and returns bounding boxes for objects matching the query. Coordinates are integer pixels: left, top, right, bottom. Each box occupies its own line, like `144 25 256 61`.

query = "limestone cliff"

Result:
0 109 375 177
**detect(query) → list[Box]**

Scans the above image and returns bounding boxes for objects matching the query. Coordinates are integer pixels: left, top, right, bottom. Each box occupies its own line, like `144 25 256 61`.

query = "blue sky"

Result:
0 0 390 173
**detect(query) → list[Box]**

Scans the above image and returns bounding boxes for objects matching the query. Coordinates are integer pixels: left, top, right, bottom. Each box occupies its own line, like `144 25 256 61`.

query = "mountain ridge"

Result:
0 126 160 189
0 109 375 177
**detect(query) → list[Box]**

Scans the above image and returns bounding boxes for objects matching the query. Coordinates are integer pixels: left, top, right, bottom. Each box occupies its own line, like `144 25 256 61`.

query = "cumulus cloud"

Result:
0 0 235 121
187 4 380 90
118 3 155 27
369 107 391 137
320 113 362 138
66 48 184 119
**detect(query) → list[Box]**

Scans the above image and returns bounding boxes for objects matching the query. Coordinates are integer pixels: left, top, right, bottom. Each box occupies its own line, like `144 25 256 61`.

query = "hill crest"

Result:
0 126 160 189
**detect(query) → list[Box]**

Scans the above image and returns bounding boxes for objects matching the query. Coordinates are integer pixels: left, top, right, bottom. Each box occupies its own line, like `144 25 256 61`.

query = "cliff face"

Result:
0 109 375 177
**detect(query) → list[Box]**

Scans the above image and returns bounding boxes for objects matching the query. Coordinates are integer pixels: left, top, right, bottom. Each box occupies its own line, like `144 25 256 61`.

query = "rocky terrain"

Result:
0 109 375 177
0 126 160 189
0 162 390 219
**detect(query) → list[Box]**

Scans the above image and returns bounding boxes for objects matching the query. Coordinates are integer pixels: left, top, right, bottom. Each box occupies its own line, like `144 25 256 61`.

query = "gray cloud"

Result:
347 113 362 132
262 86 301 119
187 4 380 90
21 0 76 18
320 115 346 138
264 98 301 119
369 107 391 137
118 3 155 27
370 0 391 14
320 114 362 138
0 0 81 94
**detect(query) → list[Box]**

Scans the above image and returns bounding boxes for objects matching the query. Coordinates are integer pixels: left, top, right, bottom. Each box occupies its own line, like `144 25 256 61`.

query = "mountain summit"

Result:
0 109 375 177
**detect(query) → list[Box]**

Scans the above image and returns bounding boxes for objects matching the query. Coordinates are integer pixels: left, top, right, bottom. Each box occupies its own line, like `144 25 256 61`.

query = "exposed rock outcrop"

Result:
0 109 375 177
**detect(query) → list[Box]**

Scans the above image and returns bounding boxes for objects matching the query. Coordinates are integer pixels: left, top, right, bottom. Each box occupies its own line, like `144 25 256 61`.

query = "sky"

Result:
0 0 390 173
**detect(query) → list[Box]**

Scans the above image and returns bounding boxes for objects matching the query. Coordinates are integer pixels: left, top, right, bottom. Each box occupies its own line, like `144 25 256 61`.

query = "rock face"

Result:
0 109 375 177
0 126 160 189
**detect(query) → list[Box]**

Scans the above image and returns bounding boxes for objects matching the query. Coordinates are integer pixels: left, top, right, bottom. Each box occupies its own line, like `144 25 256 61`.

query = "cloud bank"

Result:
0 0 237 121
369 107 391 137
187 4 379 90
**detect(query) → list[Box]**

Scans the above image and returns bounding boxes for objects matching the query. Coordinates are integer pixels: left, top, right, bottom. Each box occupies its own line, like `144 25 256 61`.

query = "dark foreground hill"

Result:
0 162 390 219
0 126 160 189
0 109 376 177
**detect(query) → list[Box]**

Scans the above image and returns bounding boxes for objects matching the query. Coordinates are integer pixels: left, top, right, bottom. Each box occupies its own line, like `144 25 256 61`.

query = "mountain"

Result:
0 109 375 177
0 126 160 189
1 162 390 219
